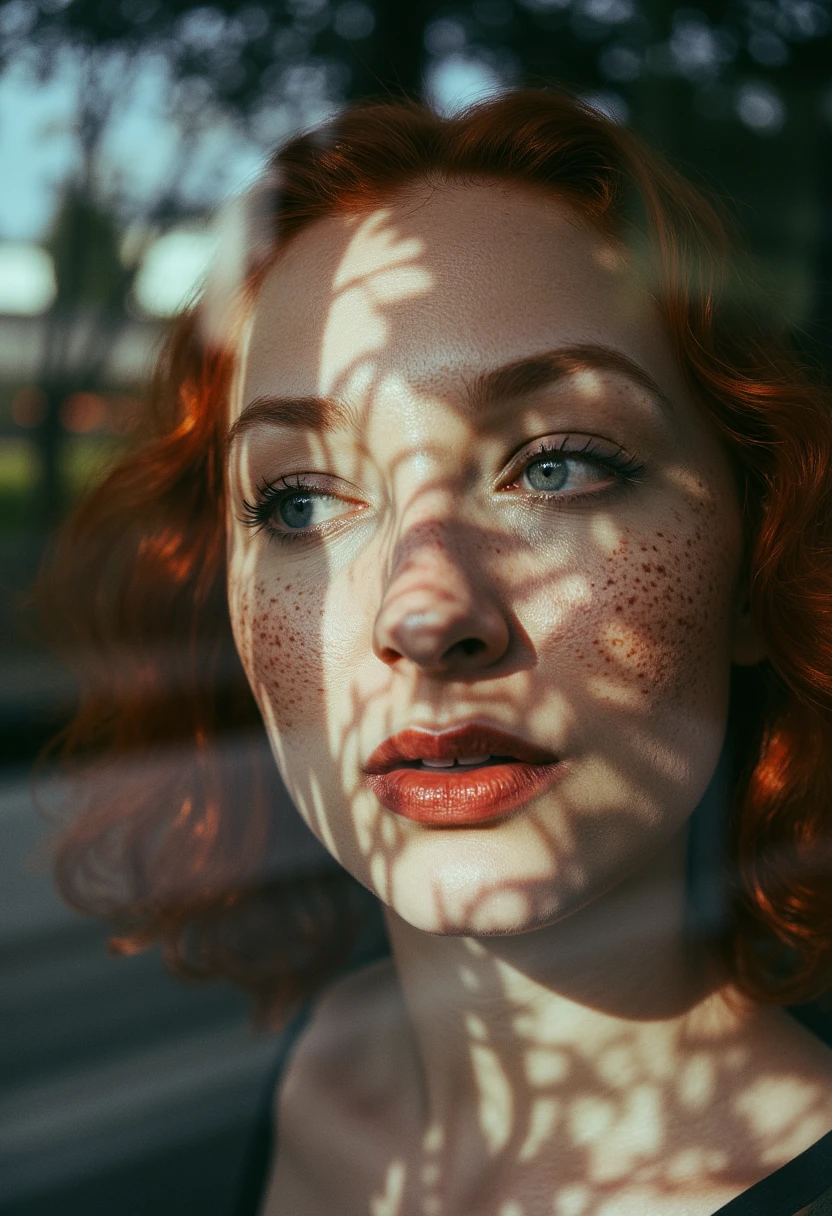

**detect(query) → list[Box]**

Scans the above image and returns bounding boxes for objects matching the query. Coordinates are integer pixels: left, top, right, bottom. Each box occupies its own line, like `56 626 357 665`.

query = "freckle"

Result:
628 596 636 604
284 584 292 591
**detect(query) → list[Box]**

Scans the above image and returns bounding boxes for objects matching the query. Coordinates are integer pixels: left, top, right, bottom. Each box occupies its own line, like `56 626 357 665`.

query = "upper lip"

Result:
363 723 559 774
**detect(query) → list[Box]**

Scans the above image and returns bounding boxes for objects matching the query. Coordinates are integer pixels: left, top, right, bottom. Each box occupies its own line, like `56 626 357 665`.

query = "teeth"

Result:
420 754 491 769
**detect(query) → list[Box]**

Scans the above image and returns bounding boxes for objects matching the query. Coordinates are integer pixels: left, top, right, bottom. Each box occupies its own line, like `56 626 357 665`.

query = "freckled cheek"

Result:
234 580 329 733
535 521 738 706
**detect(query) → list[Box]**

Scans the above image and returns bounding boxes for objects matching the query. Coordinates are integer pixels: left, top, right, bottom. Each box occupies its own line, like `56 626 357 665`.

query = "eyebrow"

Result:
470 344 672 418
226 343 672 449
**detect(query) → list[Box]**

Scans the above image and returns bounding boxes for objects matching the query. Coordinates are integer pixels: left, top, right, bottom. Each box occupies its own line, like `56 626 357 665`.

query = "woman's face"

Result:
226 181 759 935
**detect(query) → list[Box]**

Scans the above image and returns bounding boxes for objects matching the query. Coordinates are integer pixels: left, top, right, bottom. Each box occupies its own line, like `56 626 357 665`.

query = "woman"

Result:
41 90 832 1214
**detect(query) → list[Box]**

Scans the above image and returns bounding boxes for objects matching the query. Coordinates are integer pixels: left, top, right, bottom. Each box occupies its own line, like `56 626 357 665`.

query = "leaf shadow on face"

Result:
220 199 823 1215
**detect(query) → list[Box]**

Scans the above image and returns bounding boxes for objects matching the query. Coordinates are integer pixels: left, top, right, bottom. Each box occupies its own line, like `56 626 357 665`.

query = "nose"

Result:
373 525 510 674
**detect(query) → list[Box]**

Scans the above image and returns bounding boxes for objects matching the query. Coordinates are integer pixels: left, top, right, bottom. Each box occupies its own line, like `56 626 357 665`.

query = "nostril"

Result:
445 637 487 660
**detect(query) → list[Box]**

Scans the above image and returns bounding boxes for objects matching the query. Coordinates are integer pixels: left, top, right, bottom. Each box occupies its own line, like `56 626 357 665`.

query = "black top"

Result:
233 1005 832 1216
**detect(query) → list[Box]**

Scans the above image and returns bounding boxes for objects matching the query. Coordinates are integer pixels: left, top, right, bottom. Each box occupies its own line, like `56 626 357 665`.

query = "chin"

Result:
384 868 572 937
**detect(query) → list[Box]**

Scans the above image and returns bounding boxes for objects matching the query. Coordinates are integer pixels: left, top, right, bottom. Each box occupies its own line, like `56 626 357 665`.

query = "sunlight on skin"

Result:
369 1158 407 1216
470 1042 514 1154
370 851 391 903
320 213 432 397
615 1085 663 1161
677 1051 717 1112
665 1147 731 1184
222 182 832 1215
589 513 623 552
296 768 342 862
595 1042 639 1090
458 965 480 993
464 1012 489 1041
737 1075 816 1136
568 1094 616 1147
223 182 739 929
525 1048 570 1087
554 1184 591 1216
517 1096 561 1161
422 1123 444 1152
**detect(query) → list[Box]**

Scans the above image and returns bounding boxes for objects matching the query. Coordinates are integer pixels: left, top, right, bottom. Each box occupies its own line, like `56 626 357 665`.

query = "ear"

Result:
730 589 767 667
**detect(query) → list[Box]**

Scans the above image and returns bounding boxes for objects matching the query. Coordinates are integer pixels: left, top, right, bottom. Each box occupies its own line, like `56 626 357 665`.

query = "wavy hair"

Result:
38 88 832 1021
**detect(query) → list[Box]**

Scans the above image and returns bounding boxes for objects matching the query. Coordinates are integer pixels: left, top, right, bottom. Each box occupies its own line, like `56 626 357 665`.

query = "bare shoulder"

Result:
276 956 418 1147
730 1002 832 1165
282 956 408 1100
264 959 415 1215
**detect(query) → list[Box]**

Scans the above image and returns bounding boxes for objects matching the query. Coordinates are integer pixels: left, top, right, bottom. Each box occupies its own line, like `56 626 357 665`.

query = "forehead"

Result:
239 180 677 414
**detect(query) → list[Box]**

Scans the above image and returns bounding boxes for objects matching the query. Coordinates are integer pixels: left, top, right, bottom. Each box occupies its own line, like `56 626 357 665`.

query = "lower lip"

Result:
365 762 563 826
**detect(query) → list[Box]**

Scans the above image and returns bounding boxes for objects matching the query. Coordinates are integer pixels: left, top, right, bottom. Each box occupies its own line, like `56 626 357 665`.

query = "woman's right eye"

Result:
241 480 360 538
274 490 352 531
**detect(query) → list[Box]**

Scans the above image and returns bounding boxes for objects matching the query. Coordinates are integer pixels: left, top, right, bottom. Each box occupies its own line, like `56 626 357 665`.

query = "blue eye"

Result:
512 439 646 498
278 493 316 529
524 457 569 492
241 479 360 538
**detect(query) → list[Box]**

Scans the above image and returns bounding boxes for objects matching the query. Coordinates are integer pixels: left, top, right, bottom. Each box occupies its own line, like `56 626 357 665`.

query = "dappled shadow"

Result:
221 181 832 1214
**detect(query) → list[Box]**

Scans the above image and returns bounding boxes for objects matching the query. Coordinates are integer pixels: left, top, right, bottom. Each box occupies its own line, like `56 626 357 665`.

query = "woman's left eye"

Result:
519 454 610 494
503 437 646 499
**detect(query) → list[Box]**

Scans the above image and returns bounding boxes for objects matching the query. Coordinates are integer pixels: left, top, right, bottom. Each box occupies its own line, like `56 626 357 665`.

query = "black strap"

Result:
711 1130 832 1215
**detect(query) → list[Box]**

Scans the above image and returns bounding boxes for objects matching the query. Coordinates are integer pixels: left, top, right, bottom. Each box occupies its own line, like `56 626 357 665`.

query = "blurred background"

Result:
2 1 832 1213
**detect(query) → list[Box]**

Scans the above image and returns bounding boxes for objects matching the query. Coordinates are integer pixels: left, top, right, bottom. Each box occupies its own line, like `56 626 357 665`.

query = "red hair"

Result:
39 89 832 1020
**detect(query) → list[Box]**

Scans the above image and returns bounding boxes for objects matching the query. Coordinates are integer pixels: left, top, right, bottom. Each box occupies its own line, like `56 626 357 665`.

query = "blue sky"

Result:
0 50 270 242
0 47 515 244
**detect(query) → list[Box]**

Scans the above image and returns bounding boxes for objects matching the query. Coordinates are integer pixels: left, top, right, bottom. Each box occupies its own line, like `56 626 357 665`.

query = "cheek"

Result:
233 578 328 733
541 496 739 713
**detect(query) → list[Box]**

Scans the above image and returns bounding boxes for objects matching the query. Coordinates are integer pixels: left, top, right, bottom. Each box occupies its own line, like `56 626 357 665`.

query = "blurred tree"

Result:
1 0 832 523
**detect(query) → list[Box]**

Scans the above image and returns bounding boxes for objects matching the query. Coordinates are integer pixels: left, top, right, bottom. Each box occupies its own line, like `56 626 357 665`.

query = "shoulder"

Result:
283 956 408 1097
724 1001 832 1169
276 956 418 1139
264 959 416 1214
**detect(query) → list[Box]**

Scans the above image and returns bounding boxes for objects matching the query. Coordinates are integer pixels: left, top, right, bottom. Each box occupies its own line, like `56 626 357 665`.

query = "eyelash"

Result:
505 436 646 492
239 438 646 542
240 474 332 540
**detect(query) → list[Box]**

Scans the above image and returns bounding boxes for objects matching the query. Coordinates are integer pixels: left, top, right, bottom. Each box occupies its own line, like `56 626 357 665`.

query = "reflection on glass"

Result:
39 90 832 1216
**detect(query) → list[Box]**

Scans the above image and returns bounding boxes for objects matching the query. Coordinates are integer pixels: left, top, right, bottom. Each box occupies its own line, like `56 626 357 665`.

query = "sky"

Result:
0 45 513 314
0 51 269 242
0 39 530 245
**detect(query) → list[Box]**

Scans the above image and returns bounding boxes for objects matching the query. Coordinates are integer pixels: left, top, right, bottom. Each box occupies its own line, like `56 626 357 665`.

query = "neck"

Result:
383 826 751 1188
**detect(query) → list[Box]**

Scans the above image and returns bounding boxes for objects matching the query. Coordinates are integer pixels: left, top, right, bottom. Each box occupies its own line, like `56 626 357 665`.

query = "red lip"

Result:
363 725 562 826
